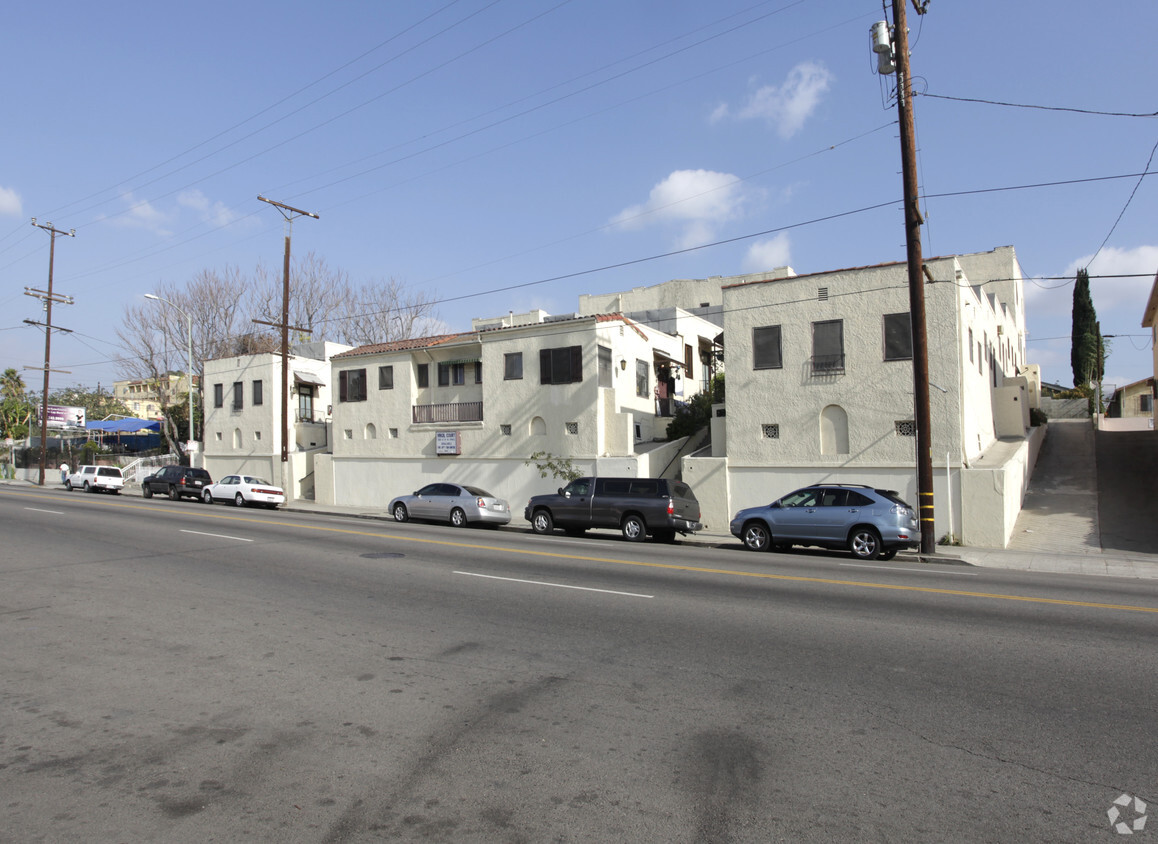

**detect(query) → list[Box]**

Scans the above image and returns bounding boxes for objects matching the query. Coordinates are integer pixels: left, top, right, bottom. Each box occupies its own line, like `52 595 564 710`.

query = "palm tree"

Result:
1 368 25 402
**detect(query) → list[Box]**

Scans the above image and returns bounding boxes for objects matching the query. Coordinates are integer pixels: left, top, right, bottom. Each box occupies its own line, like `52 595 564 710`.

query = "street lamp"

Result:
144 294 194 450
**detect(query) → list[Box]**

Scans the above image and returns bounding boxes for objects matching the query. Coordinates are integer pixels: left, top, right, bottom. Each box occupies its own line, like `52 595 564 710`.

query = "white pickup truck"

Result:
65 464 125 494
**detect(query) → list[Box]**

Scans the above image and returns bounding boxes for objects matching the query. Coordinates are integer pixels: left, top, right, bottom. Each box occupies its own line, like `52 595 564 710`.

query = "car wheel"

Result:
878 549 898 561
203 490 214 505
531 509 553 534
742 521 771 552
234 493 246 507
142 485 152 499
450 507 467 528
621 514 646 542
65 479 73 491
849 527 883 561
168 486 179 501
84 481 92 493
392 503 409 522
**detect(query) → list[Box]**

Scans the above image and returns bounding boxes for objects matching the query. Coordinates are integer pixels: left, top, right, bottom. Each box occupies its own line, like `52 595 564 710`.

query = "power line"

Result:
1086 135 1158 269
918 92 1158 118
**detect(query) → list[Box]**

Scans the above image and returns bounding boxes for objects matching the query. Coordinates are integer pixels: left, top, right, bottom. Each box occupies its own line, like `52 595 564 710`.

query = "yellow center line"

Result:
6 488 1158 614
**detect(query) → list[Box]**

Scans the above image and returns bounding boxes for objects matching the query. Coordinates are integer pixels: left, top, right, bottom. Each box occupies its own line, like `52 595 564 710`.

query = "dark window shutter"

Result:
540 349 552 384
339 371 348 402
569 346 582 383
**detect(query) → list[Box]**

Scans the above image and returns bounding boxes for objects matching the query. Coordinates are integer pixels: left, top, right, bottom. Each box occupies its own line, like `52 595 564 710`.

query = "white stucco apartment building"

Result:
680 246 1040 546
313 310 720 510
200 341 351 499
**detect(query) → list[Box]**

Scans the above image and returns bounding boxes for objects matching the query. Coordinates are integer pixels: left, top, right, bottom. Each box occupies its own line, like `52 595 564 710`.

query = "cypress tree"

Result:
1070 268 1099 387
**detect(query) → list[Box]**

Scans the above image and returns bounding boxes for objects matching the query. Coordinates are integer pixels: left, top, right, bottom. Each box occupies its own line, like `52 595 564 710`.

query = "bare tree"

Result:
116 255 441 452
337 277 442 347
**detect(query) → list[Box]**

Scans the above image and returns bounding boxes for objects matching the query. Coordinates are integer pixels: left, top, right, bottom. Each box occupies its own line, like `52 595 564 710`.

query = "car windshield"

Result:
462 485 493 498
97 468 121 477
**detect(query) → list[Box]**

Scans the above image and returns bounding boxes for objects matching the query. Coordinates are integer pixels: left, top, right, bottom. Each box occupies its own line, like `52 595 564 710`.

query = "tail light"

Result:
476 497 487 508
666 497 674 516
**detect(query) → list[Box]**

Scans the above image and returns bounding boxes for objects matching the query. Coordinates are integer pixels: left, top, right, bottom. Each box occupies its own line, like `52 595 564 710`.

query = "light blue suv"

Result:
729 484 920 560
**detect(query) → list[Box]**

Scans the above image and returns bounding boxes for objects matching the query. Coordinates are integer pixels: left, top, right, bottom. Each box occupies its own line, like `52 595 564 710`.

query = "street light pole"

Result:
145 294 194 451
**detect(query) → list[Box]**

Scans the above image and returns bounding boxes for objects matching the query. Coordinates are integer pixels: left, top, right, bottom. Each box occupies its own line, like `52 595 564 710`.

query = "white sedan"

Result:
202 475 286 509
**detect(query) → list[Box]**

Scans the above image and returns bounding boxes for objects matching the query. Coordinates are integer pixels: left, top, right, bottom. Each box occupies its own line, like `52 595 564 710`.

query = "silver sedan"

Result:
389 483 511 528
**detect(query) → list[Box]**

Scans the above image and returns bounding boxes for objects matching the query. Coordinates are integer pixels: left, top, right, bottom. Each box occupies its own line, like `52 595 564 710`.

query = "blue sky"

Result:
2 0 1155 396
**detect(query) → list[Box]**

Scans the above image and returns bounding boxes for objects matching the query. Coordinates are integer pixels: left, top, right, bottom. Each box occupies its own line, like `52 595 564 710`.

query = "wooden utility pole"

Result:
27 220 75 486
256 197 318 478
890 0 936 554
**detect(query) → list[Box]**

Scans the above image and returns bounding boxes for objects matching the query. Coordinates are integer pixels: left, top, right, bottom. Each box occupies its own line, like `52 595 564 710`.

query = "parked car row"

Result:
390 475 918 562
62 462 920 560
79 464 287 510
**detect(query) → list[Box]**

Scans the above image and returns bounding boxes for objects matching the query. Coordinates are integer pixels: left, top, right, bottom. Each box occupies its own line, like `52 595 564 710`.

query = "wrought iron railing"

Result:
810 354 845 375
412 401 483 424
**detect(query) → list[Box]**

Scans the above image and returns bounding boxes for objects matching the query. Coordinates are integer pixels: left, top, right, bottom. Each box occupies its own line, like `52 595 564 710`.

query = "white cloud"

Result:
712 62 833 139
611 169 755 249
178 189 241 228
105 191 173 236
1063 244 1158 312
743 233 792 273
0 185 22 217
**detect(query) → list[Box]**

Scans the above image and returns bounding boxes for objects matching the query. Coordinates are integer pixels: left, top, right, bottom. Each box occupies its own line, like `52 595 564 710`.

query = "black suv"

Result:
525 476 703 542
142 465 213 501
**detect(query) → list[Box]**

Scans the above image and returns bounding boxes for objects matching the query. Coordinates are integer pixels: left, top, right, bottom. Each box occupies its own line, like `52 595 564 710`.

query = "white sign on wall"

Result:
435 431 461 455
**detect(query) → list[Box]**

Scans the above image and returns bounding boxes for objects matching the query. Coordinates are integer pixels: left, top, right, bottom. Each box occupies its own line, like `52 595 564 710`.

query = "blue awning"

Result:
87 418 161 433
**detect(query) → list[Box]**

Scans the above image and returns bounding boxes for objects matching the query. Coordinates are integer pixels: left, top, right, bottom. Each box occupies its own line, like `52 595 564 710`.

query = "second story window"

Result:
883 313 913 361
540 346 583 385
416 363 429 388
753 325 782 370
811 320 844 374
213 384 223 408
635 359 649 398
232 382 244 410
252 379 263 406
378 365 394 390
339 368 367 402
438 362 465 386
504 352 523 380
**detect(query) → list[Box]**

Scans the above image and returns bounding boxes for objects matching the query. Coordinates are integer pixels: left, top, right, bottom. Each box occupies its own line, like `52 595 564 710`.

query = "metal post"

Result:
891 0 936 554
257 196 318 476
30 221 75 486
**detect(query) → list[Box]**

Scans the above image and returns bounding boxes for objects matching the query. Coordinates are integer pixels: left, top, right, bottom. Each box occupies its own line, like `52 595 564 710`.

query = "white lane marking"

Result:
180 529 253 543
455 570 653 598
25 507 64 515
841 563 977 576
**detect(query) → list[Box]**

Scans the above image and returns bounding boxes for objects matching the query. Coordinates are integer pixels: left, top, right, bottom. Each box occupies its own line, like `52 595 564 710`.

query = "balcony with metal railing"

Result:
412 401 484 424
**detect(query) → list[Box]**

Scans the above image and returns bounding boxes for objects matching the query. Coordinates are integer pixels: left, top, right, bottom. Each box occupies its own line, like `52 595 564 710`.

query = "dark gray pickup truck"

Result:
524 476 703 542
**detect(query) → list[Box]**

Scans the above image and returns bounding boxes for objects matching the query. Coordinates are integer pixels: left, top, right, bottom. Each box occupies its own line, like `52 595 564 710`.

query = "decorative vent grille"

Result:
762 423 780 439
500 424 512 436
818 287 829 301
895 420 916 437
565 422 579 435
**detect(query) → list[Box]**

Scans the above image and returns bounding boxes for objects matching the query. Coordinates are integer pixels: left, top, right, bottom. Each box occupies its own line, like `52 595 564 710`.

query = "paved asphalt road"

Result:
2 485 1156 842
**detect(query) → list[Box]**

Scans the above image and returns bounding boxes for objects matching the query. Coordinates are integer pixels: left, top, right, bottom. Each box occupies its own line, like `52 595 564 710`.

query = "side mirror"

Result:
770 501 780 509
